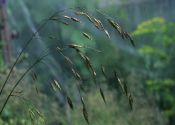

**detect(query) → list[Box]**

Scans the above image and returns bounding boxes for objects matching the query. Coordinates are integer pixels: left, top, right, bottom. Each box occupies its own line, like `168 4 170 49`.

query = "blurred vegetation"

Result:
132 17 175 123
0 0 175 125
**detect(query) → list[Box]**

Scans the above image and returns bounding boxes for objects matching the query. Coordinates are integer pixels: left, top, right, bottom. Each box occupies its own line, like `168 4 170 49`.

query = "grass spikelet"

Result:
107 19 122 35
35 85 39 94
67 44 84 49
82 32 92 40
63 15 81 23
114 71 129 96
53 80 61 90
74 11 86 15
84 55 96 77
123 32 135 47
82 104 89 124
85 13 94 23
71 68 81 80
128 93 133 110
63 15 71 19
101 65 107 79
31 72 37 81
114 71 125 93
35 109 44 118
104 29 111 39
107 18 135 46
67 96 74 110
71 17 81 23
76 11 110 39
56 46 63 51
81 96 85 107
123 82 128 96
74 11 94 23
99 88 106 104
64 56 73 65
76 52 97 81
56 47 74 65
93 17 101 29
28 109 35 121
51 83 57 92
67 44 101 53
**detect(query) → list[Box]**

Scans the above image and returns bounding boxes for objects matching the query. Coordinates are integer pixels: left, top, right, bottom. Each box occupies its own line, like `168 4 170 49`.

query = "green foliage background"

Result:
0 0 175 125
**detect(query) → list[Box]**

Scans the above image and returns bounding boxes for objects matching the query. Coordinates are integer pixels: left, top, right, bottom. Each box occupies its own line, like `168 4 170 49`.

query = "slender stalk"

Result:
0 10 62 96
0 53 48 116
0 20 48 96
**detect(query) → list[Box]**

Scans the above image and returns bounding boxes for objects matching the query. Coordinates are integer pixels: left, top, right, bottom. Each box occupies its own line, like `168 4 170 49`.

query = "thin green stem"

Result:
0 9 63 96
0 20 48 96
0 53 48 116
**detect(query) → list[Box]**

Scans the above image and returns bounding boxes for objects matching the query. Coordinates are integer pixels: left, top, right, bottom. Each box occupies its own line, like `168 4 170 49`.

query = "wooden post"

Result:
0 0 11 64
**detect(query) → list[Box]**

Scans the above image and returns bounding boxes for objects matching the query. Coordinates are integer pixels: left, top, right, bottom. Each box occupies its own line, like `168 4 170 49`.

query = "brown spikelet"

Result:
53 80 61 90
67 96 74 110
35 85 39 94
101 65 107 78
74 11 85 15
85 13 94 23
71 68 81 80
128 93 133 110
84 55 96 77
104 29 110 39
83 105 89 124
68 44 101 53
93 18 111 39
29 109 35 121
75 72 81 80
31 72 37 81
63 15 71 19
98 20 105 30
81 96 85 107
114 71 125 93
124 32 135 47
123 82 128 96
68 44 84 49
108 18 135 46
56 46 62 51
71 68 77 76
121 32 125 39
71 17 81 23
108 19 122 34
118 78 124 93
78 53 86 62
35 109 44 118
93 17 101 29
78 53 96 78
51 83 57 92
84 56 91 68
78 12 102 30
100 88 106 104
82 32 92 40
64 56 73 65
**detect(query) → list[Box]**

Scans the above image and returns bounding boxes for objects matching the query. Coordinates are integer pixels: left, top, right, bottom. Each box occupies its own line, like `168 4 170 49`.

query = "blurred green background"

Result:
0 0 175 125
